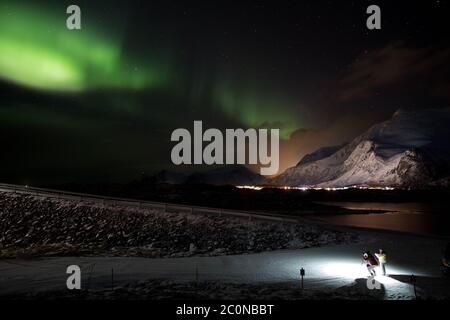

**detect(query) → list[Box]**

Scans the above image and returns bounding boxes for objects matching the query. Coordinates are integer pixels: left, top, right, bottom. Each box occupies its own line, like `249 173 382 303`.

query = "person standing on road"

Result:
362 251 379 276
375 249 387 276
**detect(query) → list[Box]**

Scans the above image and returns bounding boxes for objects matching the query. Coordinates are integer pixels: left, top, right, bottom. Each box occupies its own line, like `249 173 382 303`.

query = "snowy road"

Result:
1 230 448 299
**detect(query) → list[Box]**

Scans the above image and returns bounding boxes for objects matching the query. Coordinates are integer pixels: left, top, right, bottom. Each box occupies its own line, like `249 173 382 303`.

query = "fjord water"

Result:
316 202 450 237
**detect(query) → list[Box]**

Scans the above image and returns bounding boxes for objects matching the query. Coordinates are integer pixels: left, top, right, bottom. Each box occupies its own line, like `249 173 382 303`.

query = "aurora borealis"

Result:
1 0 449 184
0 1 172 91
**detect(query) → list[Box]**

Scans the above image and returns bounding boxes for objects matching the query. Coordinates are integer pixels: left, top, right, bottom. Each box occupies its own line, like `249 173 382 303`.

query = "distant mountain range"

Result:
149 165 264 186
152 108 450 189
274 108 450 188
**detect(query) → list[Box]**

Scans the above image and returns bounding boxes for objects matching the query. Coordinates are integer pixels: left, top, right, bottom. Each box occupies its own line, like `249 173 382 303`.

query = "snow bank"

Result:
0 192 357 258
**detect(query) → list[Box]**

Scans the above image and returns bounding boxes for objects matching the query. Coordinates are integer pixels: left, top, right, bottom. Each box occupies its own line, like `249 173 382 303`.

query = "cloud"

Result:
271 111 383 174
336 42 450 102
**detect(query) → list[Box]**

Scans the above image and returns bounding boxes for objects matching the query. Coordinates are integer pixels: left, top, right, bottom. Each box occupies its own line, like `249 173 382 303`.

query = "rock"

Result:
0 191 357 258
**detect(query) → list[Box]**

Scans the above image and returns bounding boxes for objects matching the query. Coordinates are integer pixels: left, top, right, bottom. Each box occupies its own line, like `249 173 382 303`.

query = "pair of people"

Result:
362 249 387 276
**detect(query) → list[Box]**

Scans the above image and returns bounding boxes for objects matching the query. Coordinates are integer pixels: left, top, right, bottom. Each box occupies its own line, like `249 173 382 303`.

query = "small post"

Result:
410 274 417 299
86 263 95 291
195 265 199 284
111 268 114 292
300 267 305 290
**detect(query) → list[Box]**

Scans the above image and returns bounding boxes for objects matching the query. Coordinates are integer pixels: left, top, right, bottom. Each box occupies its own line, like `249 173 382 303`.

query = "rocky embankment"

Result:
0 192 358 258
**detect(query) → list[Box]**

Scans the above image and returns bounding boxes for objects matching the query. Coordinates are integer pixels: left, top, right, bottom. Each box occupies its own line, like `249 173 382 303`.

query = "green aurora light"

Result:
0 1 306 141
214 83 304 139
0 2 171 92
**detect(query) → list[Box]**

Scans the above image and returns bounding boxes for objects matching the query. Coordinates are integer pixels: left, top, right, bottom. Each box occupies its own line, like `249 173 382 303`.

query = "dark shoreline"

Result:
44 182 450 217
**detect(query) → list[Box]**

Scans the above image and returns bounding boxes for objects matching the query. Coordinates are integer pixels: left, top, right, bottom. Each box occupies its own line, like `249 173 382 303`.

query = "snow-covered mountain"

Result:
274 108 450 188
297 143 347 166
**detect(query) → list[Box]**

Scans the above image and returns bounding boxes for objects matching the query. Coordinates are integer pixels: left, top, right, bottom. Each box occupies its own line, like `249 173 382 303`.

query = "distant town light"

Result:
236 185 264 191
236 185 397 191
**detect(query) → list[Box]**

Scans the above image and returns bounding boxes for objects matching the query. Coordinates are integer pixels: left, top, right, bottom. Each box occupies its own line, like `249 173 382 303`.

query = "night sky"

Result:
0 0 449 185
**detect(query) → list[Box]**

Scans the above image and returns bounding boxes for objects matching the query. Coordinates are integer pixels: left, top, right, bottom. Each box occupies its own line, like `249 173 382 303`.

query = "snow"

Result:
0 228 448 300
274 108 450 188
297 143 347 166
0 191 356 258
0 180 449 299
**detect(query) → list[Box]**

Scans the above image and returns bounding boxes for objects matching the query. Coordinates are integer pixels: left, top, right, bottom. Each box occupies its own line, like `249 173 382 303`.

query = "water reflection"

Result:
315 202 450 237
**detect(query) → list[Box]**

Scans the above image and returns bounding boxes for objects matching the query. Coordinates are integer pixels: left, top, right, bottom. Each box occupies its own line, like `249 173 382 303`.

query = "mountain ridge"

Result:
274 108 450 188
